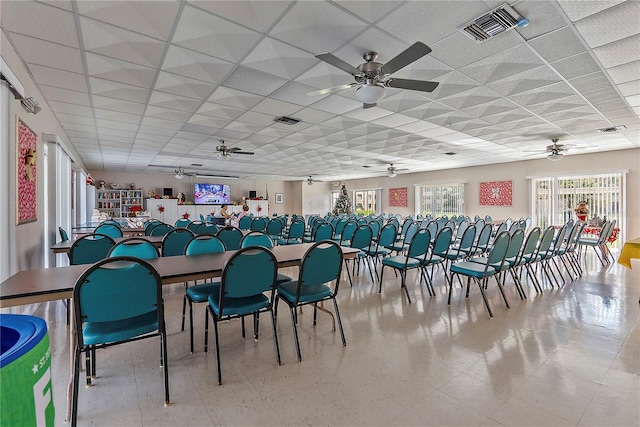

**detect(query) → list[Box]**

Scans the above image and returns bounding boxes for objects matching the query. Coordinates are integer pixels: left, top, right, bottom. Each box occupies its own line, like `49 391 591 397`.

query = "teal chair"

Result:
238 216 252 230
187 221 203 233
344 224 374 286
150 223 174 237
240 232 293 285
266 218 284 240
175 218 192 228
161 228 194 257
69 234 116 265
364 222 396 281
94 223 123 238
71 257 169 426
195 223 219 235
512 227 542 293
182 235 226 353
144 220 164 235
388 222 419 255
449 230 511 318
107 237 159 259
276 220 305 245
205 247 281 384
217 226 243 250
379 229 431 303
58 226 69 242
250 217 268 232
312 222 333 242
276 241 346 362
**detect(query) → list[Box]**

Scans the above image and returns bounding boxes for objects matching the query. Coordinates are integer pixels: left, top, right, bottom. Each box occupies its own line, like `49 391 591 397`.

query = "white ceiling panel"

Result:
1 0 637 180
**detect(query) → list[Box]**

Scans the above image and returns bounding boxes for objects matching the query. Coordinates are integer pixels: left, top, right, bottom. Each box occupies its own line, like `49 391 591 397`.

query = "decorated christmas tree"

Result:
333 184 352 215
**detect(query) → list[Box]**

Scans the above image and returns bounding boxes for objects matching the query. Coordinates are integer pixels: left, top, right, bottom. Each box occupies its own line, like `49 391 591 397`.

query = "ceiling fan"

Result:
310 41 439 108
524 138 576 161
386 164 409 177
216 140 254 160
306 176 323 185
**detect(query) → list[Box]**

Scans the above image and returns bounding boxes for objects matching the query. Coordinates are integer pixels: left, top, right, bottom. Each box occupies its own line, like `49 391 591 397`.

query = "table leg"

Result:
315 302 336 332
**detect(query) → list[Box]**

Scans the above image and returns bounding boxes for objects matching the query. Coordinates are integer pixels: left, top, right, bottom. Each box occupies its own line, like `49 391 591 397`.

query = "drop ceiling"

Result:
2 0 638 181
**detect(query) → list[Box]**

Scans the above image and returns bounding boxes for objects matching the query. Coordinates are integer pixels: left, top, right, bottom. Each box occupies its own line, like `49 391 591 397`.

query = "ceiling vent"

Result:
597 125 626 133
444 152 457 156
274 116 300 125
460 3 529 43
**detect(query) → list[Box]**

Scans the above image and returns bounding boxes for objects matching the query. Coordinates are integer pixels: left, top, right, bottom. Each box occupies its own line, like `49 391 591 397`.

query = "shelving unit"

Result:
97 189 143 218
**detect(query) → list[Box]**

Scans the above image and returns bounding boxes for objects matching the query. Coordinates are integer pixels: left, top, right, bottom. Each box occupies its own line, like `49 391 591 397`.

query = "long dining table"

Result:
51 235 165 254
0 242 360 421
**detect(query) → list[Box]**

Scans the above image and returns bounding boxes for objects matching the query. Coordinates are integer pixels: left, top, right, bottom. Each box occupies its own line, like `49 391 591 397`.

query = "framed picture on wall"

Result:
275 193 284 204
389 187 408 207
16 116 38 225
479 180 512 206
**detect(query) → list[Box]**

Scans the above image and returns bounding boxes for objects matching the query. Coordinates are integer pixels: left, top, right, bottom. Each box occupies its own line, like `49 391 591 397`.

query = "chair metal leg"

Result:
401 270 412 303
289 305 302 362
477 278 494 318
71 346 82 427
269 309 281 365
494 274 510 309
332 298 346 346
379 266 385 293
161 329 170 406
213 318 222 385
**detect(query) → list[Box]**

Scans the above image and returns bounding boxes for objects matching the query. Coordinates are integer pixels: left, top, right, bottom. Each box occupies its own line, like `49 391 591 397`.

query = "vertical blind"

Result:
415 183 465 217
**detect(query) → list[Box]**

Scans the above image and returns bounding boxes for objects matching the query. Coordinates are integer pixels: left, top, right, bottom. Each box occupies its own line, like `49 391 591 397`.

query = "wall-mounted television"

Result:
194 183 231 205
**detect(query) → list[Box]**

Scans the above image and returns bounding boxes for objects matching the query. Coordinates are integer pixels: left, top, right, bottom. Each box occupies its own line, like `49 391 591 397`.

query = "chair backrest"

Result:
445 219 457 232
241 231 275 249
403 222 420 245
250 217 268 232
495 222 508 235
519 227 541 261
313 222 334 242
58 226 69 242
508 222 521 234
220 247 278 302
287 220 306 240
101 220 122 228
432 227 453 257
333 218 348 237
567 222 586 250
455 219 469 240
73 257 163 343
161 228 195 257
238 215 252 230
266 218 284 236
94 223 123 238
406 228 431 260
369 220 380 238
399 217 413 236
297 241 343 294
196 223 219 235
350 225 373 250
425 220 438 241
107 237 159 259
487 231 511 269
505 229 524 260
485 215 492 222
200 214 205 222
217 226 243 250
185 235 226 255
69 234 116 265
187 221 203 232
457 225 476 252
535 226 556 260
175 218 191 228
340 220 358 243
149 224 174 237
378 223 398 248
550 225 568 256
144 220 164 235
475 223 494 252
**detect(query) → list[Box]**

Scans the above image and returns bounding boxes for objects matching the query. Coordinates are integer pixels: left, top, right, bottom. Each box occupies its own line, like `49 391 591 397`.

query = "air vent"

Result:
191 163 202 167
597 125 626 133
460 3 529 43
274 116 300 125
444 152 457 156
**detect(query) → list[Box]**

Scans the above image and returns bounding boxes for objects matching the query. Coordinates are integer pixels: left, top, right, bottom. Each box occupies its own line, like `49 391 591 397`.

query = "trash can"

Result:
0 314 55 427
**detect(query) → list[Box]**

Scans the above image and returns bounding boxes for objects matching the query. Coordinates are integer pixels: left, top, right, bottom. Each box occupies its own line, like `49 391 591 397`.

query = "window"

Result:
415 183 464 217
352 189 378 215
330 191 340 212
532 172 624 246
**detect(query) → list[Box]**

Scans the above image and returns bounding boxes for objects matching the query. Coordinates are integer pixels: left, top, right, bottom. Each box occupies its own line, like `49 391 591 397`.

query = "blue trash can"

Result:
0 314 55 426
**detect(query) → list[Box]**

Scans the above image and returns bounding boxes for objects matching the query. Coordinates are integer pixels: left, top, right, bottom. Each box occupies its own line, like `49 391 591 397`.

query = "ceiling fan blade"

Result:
234 151 254 155
363 103 377 109
380 42 432 75
307 83 357 96
386 78 439 92
315 52 363 76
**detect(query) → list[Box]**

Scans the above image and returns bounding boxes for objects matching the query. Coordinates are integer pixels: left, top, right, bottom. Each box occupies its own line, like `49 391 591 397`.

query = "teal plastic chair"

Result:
449 230 511 318
71 257 169 426
312 222 333 242
238 216 252 230
175 218 192 228
266 218 284 240
276 220 305 245
344 224 374 286
276 241 345 362
217 226 243 250
58 226 69 242
69 234 116 265
107 237 159 259
150 223 174 237
241 232 293 285
205 247 281 384
365 222 396 281
94 223 123 238
250 217 268 232
161 228 194 257
512 227 542 293
195 223 219 235
379 229 431 303
187 221 203 233
144 220 164 235
388 221 419 254
182 235 226 353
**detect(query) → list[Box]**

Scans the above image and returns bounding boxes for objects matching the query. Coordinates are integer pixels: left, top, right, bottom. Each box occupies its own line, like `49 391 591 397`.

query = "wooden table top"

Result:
1 243 360 308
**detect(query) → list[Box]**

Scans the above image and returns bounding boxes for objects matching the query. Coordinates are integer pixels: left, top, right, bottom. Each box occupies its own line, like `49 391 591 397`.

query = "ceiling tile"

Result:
222 66 289 96
188 0 291 33
528 26 587 63
1 1 79 47
242 37 318 80
592 34 640 69
5 33 83 74
89 77 150 103
26 64 88 92
85 53 157 88
161 45 235 84
573 1 640 48
557 0 625 22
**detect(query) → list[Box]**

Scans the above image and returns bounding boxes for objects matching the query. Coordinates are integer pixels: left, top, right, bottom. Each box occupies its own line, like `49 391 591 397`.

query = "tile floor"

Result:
20 250 640 426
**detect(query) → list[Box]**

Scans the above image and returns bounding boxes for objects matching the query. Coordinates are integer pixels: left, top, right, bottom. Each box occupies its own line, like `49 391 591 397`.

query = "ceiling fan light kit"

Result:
547 152 564 161
355 83 386 104
175 167 185 179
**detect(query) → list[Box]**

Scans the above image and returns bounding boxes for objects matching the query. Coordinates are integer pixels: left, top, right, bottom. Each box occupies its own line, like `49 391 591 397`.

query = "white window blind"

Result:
415 183 464 217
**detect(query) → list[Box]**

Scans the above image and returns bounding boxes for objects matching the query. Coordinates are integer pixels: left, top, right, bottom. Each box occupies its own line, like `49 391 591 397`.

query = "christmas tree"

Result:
333 184 352 215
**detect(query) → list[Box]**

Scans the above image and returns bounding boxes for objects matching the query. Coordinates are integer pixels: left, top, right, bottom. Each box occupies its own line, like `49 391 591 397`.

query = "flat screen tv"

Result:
194 183 231 205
